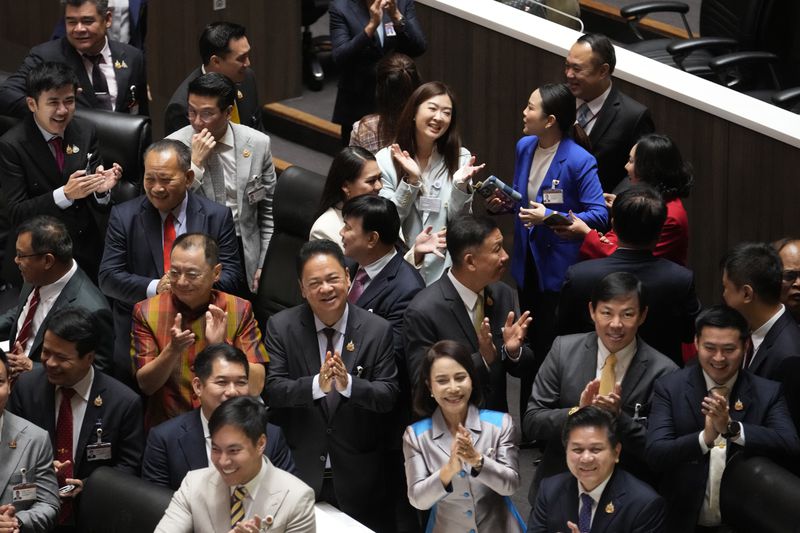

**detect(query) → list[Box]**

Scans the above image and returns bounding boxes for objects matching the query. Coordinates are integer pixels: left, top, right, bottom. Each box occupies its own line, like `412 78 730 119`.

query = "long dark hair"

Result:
315 146 376 219
412 340 482 419
633 133 693 200
393 81 462 179
376 53 421 146
538 83 592 152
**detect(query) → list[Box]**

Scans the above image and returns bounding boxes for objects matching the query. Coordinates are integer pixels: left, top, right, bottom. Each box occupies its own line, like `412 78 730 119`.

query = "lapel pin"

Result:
242 149 251 158
94 395 103 407
734 399 744 411
568 406 579 416
605 502 614 514
8 440 16 449
356 365 364 378
237 90 244 100
346 341 355 352
65 145 73 155
485 296 493 306
114 60 128 69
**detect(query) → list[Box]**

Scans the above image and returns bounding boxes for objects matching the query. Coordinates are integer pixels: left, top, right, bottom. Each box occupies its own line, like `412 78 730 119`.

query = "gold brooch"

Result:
605 502 614 514
237 90 244 100
114 60 128 69
485 296 494 306
734 399 744 411
9 440 16 449
346 341 355 352
94 395 103 407
242 149 251 158
568 406 579 416
65 144 79 155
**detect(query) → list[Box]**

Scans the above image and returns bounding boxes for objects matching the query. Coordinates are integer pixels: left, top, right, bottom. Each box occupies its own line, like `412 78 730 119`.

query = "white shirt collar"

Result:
578 82 613 118
702 369 738 392
159 192 189 226
39 260 77 300
313 305 349 337
229 456 268 497
578 471 613 504
751 305 785 354
217 124 234 149
361 249 397 280
58 365 95 402
447 270 481 312
596 335 637 379
34 118 63 142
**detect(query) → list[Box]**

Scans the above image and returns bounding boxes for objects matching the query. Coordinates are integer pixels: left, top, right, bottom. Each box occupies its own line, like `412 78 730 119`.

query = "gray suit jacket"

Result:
167 123 276 288
0 412 59 533
155 459 315 533
522 332 678 503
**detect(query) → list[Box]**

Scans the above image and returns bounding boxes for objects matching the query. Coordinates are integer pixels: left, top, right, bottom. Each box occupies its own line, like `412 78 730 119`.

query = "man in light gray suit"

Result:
167 72 276 292
523 271 678 504
0 350 59 532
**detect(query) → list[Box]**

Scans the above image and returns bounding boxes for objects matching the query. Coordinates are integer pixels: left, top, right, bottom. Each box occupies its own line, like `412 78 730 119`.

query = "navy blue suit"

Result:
527 469 666 533
646 366 800 532
98 193 244 386
141 408 297 490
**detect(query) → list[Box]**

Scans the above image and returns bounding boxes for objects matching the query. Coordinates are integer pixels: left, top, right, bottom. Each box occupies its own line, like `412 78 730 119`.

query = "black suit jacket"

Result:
141 408 297 490
98 193 244 385
523 332 677 503
329 0 426 128
0 114 108 282
404 274 532 413
557 248 701 366
8 366 144 484
646 366 800 532
589 86 654 192
264 303 399 516
164 67 262 135
0 265 113 371
528 469 666 533
0 37 148 118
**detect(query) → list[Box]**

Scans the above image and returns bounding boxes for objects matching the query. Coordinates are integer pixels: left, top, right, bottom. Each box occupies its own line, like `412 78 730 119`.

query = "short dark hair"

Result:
296 239 346 279
172 233 219 267
46 307 97 357
0 348 8 378
576 33 616 74
199 22 247 65
61 0 108 16
17 215 73 263
561 405 620 448
412 340 483 418
26 61 79 100
209 396 267 446
590 272 646 311
695 305 750 343
144 139 192 172
447 215 498 268
188 72 236 111
315 146 376 218
194 343 249 382
722 242 783 305
611 185 666 246
341 195 400 246
633 134 692 200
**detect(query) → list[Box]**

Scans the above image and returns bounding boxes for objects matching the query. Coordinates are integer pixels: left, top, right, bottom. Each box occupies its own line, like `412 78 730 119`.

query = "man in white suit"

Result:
0 350 59 533
167 72 276 292
156 396 315 533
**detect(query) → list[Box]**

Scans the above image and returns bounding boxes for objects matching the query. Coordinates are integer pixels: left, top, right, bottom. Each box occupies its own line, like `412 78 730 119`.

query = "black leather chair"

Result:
76 466 174 533
255 165 326 329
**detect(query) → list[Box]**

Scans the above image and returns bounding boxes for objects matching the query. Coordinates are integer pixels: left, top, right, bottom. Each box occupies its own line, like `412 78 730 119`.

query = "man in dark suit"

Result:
0 61 122 284
528 406 665 533
565 33 654 192
329 0 426 144
53 0 148 51
7 307 144 530
142 343 295 490
525 271 677 504
164 22 261 135
775 237 800 324
0 0 148 117
557 185 701 366
98 139 244 386
404 215 532 413
646 305 800 533
0 216 113 377
264 240 399 533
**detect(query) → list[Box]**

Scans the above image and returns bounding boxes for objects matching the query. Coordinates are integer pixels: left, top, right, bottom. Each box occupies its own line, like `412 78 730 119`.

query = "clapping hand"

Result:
390 143 421 185
501 310 532 357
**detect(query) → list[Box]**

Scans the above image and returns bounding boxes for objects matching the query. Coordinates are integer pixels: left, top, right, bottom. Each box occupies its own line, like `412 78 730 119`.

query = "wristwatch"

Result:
721 420 742 439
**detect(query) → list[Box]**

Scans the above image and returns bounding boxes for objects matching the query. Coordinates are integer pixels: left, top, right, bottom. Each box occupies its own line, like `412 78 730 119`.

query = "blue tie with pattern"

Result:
579 493 594 532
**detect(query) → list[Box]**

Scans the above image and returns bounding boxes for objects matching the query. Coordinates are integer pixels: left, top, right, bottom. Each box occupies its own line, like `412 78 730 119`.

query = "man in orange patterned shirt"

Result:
132 232 267 428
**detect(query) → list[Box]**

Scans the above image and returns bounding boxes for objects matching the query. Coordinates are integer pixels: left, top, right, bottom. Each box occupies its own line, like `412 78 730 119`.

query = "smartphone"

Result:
85 152 97 175
59 484 76 495
543 212 572 226
475 176 521 214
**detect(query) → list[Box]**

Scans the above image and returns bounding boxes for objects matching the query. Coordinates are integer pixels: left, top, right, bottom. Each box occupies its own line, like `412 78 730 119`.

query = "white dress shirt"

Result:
576 83 612 135
594 337 637 384
749 305 785 367
55 366 95 459
146 193 190 297
577 473 612 526
16 260 78 355
191 125 238 230
311 306 352 400
354 249 397 296
228 457 269 521
80 37 118 110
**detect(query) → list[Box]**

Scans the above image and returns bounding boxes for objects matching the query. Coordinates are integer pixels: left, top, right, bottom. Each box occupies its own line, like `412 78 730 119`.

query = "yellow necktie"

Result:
230 485 247 526
230 100 241 124
474 293 484 335
599 353 617 395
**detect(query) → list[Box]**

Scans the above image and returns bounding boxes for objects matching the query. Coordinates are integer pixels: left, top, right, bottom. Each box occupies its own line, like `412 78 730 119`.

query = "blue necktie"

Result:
579 493 594 533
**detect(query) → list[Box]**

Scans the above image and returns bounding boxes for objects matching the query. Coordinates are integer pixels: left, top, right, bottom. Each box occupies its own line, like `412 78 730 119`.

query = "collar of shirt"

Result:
313 304 349 339
596 336 637 381
578 472 613 507
217 124 234 151
160 192 189 229
702 369 738 393
361 249 397 280
229 456 268 498
447 270 481 312
751 305 785 354
34 118 62 143
58 365 95 404
200 408 211 460
38 259 78 304
0 413 4 440
578 82 613 119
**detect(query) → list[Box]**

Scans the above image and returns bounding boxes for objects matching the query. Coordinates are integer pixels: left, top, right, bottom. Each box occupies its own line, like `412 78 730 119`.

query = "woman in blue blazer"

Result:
510 83 607 411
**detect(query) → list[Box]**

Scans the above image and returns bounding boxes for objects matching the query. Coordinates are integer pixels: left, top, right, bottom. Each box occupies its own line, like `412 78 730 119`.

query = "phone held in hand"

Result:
543 212 572 226
475 175 522 214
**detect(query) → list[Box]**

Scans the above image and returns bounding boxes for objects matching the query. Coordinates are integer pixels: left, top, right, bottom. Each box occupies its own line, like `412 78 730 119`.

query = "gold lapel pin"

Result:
242 149 251 158
568 406 579 416
346 341 355 352
94 395 103 407
237 90 244 100
605 502 614 514
485 296 494 306
65 145 73 155
734 399 744 411
114 60 122 69
8 440 16 449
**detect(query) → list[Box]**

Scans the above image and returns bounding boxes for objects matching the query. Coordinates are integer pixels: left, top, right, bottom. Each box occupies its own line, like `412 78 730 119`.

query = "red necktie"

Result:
49 137 65 173
348 268 369 304
743 337 755 369
163 213 176 271
14 287 41 350
56 387 76 524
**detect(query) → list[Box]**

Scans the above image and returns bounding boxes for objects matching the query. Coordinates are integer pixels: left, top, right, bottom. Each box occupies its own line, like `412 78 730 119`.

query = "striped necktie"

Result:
230 485 248 526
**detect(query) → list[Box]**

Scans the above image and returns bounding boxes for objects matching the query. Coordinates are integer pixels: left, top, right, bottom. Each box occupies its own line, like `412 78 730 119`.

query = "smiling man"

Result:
528 406 665 533
0 0 147 117
155 396 315 533
524 271 677 505
646 305 800 532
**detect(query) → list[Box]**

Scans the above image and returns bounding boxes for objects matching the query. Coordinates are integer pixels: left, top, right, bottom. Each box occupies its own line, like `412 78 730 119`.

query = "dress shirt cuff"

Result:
338 375 353 398
480 355 490 371
698 431 711 454
312 374 325 400
191 162 205 185
53 187 73 209
146 279 159 298
94 191 111 204
502 345 521 362
732 425 745 446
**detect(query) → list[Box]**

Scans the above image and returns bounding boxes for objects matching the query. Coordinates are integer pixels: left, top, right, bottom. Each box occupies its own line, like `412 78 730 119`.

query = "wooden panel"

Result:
0 2 62 70
415 3 800 304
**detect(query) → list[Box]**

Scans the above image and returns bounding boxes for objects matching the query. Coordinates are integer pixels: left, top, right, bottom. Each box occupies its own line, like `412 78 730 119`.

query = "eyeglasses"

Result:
782 270 800 283
15 251 51 259
167 269 206 281
186 109 219 122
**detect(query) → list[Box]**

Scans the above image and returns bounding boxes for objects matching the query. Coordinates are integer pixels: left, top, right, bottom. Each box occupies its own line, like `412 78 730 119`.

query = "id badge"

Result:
542 187 564 205
247 186 267 205
12 483 36 503
384 21 397 37
86 442 112 461
419 196 442 213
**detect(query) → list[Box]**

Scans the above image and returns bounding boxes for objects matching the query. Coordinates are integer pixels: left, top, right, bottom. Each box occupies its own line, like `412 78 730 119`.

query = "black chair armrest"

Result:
619 1 689 18
772 87 800 109
666 37 738 56
709 51 779 70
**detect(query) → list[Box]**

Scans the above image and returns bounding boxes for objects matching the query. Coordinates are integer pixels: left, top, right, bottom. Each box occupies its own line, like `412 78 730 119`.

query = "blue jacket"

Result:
510 136 607 292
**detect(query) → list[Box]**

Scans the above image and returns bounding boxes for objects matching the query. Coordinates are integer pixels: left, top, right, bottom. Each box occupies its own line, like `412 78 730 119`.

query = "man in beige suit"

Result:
155 396 315 533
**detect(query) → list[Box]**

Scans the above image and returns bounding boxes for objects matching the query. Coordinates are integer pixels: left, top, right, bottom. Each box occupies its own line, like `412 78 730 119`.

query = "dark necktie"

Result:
14 287 41 350
163 213 176 271
577 103 592 129
323 327 340 414
56 388 76 524
578 493 593 533
743 337 755 369
348 268 369 304
83 53 112 110
48 137 65 173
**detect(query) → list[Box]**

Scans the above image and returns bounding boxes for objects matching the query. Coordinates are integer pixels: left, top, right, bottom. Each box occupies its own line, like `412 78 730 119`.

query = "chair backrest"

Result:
74 108 151 204
76 466 174 533
255 165 326 328
699 0 768 48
